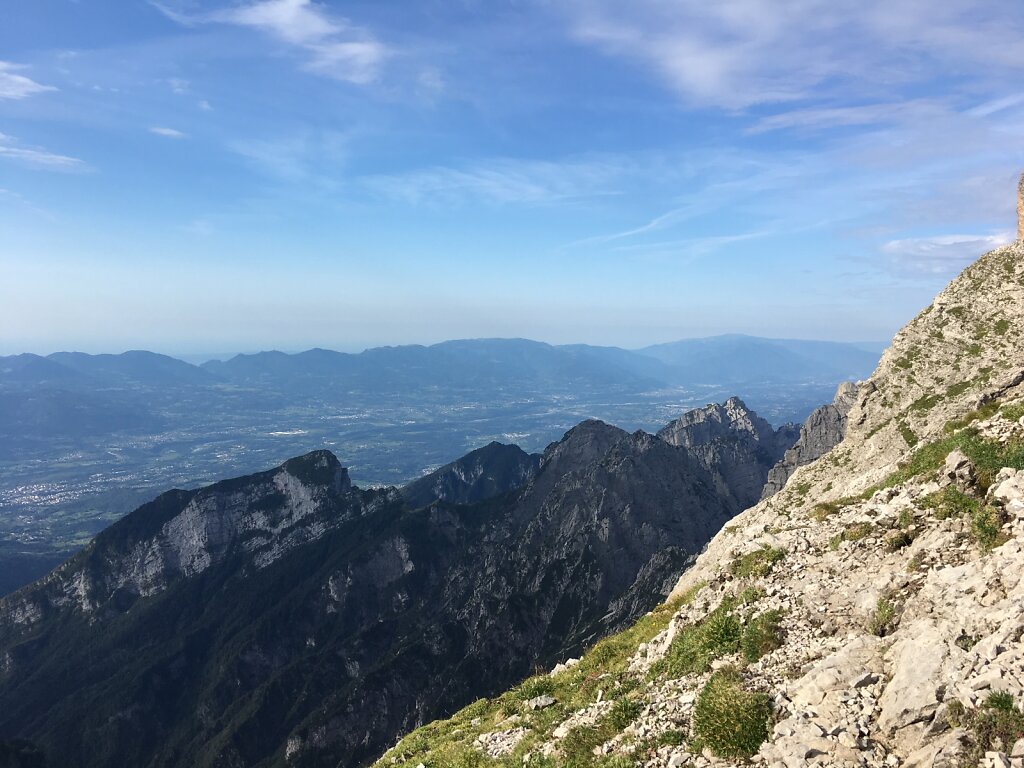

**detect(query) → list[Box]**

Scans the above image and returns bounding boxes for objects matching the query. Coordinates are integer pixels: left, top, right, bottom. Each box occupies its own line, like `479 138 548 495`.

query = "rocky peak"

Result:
658 396 777 448
401 441 540 508
538 419 631 475
658 398 799 509
761 381 859 499
281 449 351 493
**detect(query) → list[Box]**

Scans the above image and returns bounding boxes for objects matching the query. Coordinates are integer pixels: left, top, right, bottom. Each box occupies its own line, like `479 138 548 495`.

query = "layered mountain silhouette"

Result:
0 399 797 768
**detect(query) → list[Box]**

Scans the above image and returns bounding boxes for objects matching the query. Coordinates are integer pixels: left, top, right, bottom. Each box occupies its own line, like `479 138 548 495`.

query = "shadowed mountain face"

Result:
400 441 541 508
0 400 784 768
761 382 858 499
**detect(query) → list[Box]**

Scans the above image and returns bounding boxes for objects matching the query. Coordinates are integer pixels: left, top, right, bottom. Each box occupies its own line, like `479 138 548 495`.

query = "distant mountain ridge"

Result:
1 335 879 394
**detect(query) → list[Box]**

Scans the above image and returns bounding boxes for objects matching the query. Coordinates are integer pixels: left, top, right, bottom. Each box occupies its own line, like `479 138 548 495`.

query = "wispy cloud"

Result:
152 0 387 84
228 131 349 182
0 133 87 172
749 99 948 134
362 156 642 207
166 77 189 94
150 126 188 139
880 232 1013 275
0 61 57 100
561 1 1024 110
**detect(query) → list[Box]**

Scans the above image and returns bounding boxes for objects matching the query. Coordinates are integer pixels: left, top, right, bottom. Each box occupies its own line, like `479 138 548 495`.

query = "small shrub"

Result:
740 610 784 662
730 546 786 579
738 586 764 605
691 667 772 758
920 486 979 520
609 696 641 730
868 596 898 637
955 632 980 651
842 522 874 542
971 504 1009 551
898 421 919 448
661 599 741 677
884 530 913 552
1002 402 1024 421
955 691 1024 767
910 394 941 413
656 730 685 747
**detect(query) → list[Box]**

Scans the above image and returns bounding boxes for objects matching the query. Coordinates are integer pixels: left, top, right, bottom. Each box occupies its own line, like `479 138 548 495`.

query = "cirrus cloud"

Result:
151 0 387 85
0 61 57 100
0 133 87 172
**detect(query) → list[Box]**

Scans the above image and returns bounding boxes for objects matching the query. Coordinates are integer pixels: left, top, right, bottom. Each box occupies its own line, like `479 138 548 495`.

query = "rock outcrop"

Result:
761 382 858 499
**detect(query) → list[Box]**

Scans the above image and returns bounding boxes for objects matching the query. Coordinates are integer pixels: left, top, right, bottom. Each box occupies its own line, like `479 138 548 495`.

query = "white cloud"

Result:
0 61 57 100
0 133 86 171
561 1 1024 110
880 233 1013 275
150 127 188 139
167 77 190 94
198 99 213 111
152 0 387 84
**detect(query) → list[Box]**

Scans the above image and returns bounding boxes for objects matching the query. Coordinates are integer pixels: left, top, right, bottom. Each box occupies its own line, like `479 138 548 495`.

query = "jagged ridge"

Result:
0 399 789 768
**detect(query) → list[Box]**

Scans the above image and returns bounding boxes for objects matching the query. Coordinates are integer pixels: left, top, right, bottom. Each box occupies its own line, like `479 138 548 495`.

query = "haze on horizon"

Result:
3 0 1024 355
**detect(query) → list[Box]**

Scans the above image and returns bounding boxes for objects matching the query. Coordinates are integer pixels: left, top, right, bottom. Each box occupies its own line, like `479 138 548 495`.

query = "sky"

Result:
1 0 1023 356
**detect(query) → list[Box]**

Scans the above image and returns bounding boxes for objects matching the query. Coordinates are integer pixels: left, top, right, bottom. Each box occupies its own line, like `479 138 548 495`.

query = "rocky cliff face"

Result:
401 441 540 508
0 399 784 768
761 382 858 499
658 397 799 509
373 241 1024 768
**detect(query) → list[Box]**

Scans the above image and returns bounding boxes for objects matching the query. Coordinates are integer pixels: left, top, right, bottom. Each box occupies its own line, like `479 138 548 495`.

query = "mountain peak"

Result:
281 449 350 492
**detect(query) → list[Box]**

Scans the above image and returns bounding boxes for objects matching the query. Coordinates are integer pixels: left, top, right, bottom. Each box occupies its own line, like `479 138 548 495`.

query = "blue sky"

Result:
1 0 1023 356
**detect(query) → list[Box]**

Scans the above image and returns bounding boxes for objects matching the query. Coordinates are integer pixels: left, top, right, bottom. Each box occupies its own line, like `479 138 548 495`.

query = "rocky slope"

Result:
0 397 789 768
761 382 858 499
657 397 799 510
373 241 1024 768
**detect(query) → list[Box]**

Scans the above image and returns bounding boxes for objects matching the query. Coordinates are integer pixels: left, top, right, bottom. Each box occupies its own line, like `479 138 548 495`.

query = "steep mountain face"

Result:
0 401 777 768
378 240 1024 768
400 441 540 508
761 381 858 499
657 397 799 509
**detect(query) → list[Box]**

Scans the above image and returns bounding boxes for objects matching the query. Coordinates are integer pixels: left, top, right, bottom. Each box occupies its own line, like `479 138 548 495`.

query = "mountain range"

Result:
0 335 879 596
0 398 804 768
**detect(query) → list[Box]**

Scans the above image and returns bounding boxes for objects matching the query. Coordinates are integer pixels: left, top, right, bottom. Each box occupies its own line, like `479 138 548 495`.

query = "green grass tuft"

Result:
691 667 772 759
729 546 786 579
